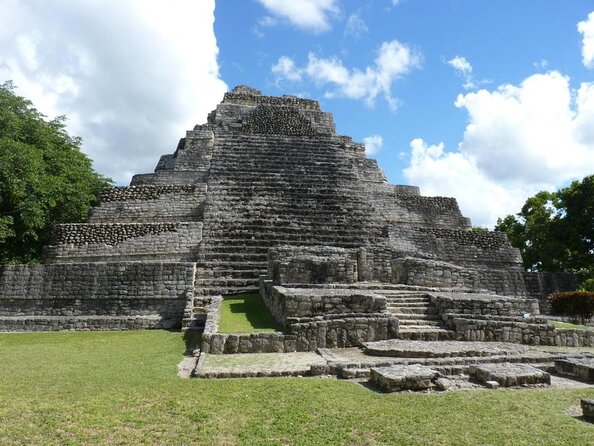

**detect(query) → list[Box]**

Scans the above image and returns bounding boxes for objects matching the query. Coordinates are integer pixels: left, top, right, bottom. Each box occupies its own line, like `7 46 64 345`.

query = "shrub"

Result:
548 291 594 324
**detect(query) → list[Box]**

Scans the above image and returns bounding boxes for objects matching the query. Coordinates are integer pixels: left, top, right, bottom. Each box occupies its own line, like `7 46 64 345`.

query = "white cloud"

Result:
448 56 472 75
345 13 368 39
578 11 594 68
392 0 401 5
272 40 421 108
272 56 302 82
0 0 227 185
404 71 594 228
363 135 383 156
257 0 339 33
447 55 476 90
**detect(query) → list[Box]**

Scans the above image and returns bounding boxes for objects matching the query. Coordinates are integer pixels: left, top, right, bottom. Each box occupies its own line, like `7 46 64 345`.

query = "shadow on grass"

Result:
221 293 279 333
182 329 202 355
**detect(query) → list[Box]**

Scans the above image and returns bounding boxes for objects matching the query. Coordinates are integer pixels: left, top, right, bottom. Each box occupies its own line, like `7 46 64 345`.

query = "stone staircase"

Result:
380 290 455 340
194 133 386 298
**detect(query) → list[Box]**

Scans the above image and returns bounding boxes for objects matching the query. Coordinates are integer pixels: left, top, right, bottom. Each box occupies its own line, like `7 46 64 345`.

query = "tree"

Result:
495 175 594 290
0 81 111 263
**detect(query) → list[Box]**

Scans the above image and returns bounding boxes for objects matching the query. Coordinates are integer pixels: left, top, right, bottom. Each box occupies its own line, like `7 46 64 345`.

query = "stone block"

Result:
369 365 441 392
581 398 594 420
555 357 594 382
469 363 550 387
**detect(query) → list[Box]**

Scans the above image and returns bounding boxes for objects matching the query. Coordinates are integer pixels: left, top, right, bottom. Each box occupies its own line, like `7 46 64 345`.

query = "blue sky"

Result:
1 0 594 227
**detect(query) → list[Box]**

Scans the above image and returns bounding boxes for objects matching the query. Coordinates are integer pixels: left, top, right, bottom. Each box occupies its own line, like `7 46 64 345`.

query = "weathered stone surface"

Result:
0 85 578 333
370 365 441 392
363 340 531 358
469 363 551 387
581 398 594 420
555 357 594 382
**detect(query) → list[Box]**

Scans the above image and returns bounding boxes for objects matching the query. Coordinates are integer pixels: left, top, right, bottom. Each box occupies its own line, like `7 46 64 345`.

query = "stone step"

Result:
202 228 374 238
384 297 430 303
199 253 270 262
195 285 259 297
393 313 441 321
198 260 269 269
396 328 456 341
387 306 438 315
397 320 443 327
0 315 171 332
195 277 259 288
199 269 268 279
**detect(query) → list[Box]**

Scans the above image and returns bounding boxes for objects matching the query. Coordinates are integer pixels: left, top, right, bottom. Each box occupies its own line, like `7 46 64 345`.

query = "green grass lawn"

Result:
548 320 593 331
218 293 278 333
1 330 593 446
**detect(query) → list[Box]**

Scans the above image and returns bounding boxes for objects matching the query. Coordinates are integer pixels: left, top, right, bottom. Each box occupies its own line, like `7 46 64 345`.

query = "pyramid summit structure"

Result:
0 86 581 348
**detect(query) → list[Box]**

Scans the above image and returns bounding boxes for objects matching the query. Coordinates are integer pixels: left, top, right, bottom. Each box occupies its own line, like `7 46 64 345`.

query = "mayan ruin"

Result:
0 85 592 391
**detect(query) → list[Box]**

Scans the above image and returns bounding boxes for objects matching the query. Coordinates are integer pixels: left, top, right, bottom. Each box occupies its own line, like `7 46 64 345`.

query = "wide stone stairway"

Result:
195 133 386 297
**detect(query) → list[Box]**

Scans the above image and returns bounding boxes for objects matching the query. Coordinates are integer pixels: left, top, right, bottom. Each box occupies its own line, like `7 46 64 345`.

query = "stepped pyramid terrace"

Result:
1 85 593 385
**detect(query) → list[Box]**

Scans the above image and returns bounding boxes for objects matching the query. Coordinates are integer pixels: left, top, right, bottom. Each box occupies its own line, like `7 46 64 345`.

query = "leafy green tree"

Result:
495 175 594 289
0 81 111 263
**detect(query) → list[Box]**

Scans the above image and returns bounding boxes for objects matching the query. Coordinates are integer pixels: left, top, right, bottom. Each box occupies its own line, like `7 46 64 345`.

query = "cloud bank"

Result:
404 71 594 227
0 0 227 184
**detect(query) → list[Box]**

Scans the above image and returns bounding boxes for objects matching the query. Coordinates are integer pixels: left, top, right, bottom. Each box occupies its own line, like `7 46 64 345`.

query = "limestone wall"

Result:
0 262 195 330
447 317 594 347
267 245 358 285
431 293 540 317
386 226 524 270
392 257 527 296
430 292 593 347
89 185 206 223
260 280 387 327
43 222 202 262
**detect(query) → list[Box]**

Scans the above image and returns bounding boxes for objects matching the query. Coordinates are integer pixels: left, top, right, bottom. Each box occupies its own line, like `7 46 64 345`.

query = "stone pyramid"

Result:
0 86 574 333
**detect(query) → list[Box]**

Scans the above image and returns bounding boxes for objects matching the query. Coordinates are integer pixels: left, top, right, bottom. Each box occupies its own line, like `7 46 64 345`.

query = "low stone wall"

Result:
446 316 594 347
432 292 540 317
0 315 166 332
201 332 296 354
285 313 398 351
43 222 202 262
201 314 398 354
260 279 386 327
267 245 358 285
432 292 593 347
0 262 195 331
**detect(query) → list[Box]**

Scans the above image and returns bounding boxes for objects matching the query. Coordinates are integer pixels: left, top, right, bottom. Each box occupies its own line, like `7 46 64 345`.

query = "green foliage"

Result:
495 175 594 287
218 293 278 333
471 226 489 232
548 291 594 325
0 81 111 263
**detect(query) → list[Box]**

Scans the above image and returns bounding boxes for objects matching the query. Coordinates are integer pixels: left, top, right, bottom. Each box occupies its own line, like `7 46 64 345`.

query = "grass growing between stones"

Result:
548 320 593 331
218 293 278 333
0 330 593 446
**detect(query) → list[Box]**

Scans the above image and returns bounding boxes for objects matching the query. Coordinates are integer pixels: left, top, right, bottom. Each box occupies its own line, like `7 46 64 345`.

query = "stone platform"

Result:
363 339 532 358
469 363 551 387
370 365 441 392
318 340 560 380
